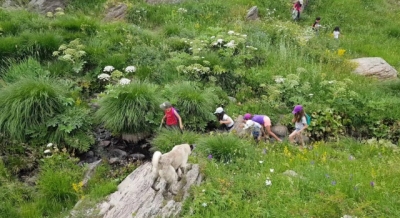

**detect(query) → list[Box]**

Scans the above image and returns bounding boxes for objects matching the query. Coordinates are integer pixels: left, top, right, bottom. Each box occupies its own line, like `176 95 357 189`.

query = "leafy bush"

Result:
162 81 219 131
197 134 246 162
95 81 160 134
151 129 200 153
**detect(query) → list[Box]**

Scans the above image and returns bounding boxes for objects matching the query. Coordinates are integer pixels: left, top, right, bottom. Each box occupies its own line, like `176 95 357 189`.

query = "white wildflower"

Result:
224 40 235 48
309 94 314 96
177 8 187 13
274 77 285 83
202 202 208 207
228 30 235 35
265 178 272 186
44 149 51 154
46 143 53 148
217 38 223 43
119 78 131 85
103 66 114 72
125 66 136 73
202 189 206 192
270 169 274 173
210 36 215 39
97 73 111 81
328 80 334 84
259 161 263 164
189 47 192 50
242 34 247 37
201 57 205 59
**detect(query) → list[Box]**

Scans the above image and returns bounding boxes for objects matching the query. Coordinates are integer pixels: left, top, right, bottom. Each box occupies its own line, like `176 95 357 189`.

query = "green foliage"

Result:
307 108 345 141
95 81 160 134
86 163 118 200
52 38 87 74
151 129 200 153
162 81 219 131
197 134 246 162
1 57 49 84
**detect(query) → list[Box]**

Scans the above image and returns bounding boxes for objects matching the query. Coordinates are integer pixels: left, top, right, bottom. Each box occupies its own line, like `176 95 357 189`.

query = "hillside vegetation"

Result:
0 0 400 217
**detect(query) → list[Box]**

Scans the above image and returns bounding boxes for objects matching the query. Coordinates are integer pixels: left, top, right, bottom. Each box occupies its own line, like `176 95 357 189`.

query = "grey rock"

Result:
82 160 102 187
130 153 146 161
246 6 259 20
227 96 237 103
122 132 151 144
28 0 66 13
86 151 94 158
230 115 247 137
104 4 127 21
109 157 120 164
110 149 127 158
84 162 202 218
351 57 398 80
271 125 288 137
100 140 111 147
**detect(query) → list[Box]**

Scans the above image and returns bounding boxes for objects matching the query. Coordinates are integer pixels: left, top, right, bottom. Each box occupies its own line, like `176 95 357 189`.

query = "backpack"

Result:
305 113 311 125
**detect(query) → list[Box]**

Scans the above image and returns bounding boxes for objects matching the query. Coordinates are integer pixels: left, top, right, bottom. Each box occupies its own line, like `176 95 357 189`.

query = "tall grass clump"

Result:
162 81 219 131
197 134 247 162
0 78 65 141
95 81 160 134
151 129 200 153
1 57 48 83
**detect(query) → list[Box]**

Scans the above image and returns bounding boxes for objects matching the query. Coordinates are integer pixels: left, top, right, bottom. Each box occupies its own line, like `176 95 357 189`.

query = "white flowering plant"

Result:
52 38 87 74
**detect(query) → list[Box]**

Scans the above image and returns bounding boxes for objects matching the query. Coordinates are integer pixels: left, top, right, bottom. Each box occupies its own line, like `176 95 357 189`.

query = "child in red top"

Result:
293 1 302 21
160 101 183 130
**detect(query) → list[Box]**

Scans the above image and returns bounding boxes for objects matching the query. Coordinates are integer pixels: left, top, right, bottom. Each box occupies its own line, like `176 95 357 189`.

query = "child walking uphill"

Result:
160 101 183 130
289 105 308 147
214 107 234 131
243 113 282 142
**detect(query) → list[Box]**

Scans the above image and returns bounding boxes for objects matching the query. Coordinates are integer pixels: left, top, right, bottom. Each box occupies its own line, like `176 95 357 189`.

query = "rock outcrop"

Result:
104 4 128 21
246 6 259 20
28 0 66 13
351 57 398 80
90 162 202 218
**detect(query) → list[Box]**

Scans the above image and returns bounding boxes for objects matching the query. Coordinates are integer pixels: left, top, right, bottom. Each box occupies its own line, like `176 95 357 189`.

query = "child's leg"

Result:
298 133 304 146
289 130 298 143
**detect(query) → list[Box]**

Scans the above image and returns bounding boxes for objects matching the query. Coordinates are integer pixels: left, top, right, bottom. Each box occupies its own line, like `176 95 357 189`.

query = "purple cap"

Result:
244 113 252 120
292 105 303 114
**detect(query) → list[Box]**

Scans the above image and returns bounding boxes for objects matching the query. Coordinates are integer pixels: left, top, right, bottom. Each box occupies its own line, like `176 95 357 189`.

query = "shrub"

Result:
95 81 160 134
197 134 246 162
1 57 48 83
162 81 219 131
0 78 65 141
151 129 200 153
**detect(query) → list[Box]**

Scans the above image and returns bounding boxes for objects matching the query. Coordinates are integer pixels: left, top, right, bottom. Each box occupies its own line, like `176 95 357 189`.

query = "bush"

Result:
1 58 48 84
197 134 246 162
151 129 200 153
0 78 65 141
162 81 219 131
95 81 160 134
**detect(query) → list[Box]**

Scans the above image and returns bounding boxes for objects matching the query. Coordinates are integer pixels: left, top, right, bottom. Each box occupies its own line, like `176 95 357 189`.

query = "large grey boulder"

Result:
28 0 66 13
104 4 127 21
351 57 398 80
246 6 259 20
90 162 202 218
271 125 288 137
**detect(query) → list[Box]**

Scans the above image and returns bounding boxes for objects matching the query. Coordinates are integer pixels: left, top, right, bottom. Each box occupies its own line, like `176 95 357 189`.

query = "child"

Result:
289 105 308 147
160 101 183 130
333 26 340 39
312 17 321 33
214 107 234 131
243 113 282 142
292 1 302 21
243 120 263 143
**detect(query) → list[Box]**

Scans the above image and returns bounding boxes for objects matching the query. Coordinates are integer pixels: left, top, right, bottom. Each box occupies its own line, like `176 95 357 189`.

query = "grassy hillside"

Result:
0 0 400 217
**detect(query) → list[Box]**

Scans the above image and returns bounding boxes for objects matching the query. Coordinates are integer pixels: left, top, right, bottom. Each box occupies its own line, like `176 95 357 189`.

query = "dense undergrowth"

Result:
0 0 400 217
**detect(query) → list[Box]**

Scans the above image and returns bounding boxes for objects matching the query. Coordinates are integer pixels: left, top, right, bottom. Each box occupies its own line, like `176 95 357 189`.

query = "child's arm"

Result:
174 110 184 130
161 115 166 125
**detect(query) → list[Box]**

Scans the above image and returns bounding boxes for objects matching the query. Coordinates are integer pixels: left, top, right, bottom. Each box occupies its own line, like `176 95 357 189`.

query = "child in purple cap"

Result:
289 105 308 147
243 113 282 142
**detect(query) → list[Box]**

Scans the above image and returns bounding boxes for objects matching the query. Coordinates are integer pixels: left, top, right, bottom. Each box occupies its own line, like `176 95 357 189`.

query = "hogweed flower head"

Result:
119 78 131 85
125 66 136 73
98 73 111 81
103 66 114 72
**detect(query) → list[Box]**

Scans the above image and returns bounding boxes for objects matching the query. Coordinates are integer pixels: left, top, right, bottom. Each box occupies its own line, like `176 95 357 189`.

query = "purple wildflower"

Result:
207 154 213 159
325 174 330 178
370 181 375 187
331 180 336 185
310 160 315 165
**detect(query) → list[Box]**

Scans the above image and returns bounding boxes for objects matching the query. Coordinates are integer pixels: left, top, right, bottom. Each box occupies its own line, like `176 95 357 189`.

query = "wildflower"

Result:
217 38 223 43
119 78 131 85
337 49 346 56
97 73 111 81
177 8 187 13
202 202 208 207
325 174 330 178
242 34 247 37
262 148 267 154
202 189 206 192
349 155 355 160
259 161 263 164
228 30 235 35
328 80 334 84
46 143 53 148
274 77 285 83
310 160 315 165
224 40 236 48
125 66 136 73
270 169 274 173
208 154 213 159
211 36 215 39
44 149 51 154
309 94 314 96
331 180 336 185
103 66 115 72
370 181 375 187
265 178 272 186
